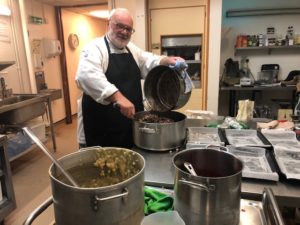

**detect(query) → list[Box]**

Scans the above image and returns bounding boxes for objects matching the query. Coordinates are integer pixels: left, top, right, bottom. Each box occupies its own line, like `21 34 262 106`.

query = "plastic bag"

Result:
236 100 254 122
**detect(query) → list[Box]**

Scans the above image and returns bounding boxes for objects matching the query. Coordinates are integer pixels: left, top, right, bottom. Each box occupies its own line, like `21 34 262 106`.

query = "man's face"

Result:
108 13 134 49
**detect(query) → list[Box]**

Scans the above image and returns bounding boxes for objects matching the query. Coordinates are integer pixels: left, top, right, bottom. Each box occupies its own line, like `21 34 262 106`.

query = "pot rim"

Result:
172 148 244 179
48 147 145 190
133 111 186 124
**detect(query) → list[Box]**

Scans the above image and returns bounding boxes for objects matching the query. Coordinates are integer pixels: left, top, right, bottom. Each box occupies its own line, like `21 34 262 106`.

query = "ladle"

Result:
184 162 198 176
22 127 79 187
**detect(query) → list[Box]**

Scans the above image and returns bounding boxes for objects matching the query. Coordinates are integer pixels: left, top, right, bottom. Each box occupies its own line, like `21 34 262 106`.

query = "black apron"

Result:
82 37 144 148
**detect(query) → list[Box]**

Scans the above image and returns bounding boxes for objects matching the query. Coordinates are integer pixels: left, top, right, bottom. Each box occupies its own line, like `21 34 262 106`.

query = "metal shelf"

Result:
235 45 300 55
226 8 300 17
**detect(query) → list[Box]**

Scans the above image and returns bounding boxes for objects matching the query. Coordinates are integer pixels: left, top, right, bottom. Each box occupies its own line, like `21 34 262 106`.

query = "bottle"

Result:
294 93 300 116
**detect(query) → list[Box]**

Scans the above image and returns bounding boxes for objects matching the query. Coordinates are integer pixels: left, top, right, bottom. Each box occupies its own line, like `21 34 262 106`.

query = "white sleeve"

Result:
128 42 164 79
75 40 118 105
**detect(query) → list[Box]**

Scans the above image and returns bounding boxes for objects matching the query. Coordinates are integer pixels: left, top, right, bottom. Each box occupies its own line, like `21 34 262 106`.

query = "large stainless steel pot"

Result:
49 147 145 225
143 65 191 112
133 111 186 151
173 148 243 225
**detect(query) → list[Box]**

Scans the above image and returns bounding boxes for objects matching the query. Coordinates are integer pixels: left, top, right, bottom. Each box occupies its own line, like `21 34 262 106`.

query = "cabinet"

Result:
0 135 16 224
161 35 202 88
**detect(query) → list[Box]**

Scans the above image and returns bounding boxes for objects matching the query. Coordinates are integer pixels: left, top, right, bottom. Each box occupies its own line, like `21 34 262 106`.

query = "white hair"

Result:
109 8 133 21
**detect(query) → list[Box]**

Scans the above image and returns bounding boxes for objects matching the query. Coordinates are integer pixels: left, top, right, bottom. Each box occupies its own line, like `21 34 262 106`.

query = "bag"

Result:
236 100 254 122
221 58 240 86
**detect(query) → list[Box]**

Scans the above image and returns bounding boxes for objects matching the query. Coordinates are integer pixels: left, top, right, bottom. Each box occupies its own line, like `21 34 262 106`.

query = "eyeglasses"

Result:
112 22 135 34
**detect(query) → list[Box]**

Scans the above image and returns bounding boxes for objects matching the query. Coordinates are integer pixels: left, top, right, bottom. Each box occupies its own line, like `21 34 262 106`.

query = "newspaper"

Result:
227 146 279 181
186 127 224 148
225 129 270 147
261 130 300 180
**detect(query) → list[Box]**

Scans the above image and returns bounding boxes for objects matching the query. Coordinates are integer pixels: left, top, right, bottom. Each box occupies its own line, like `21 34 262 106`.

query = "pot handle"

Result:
139 127 157 134
178 179 215 192
93 188 129 211
205 144 228 152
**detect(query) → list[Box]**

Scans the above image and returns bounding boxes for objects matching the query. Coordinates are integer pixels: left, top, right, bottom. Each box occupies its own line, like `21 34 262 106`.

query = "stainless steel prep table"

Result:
134 119 300 208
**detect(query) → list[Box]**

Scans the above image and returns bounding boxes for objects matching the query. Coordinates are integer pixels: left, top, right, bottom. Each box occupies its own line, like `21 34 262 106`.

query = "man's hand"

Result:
107 91 135 118
160 56 185 66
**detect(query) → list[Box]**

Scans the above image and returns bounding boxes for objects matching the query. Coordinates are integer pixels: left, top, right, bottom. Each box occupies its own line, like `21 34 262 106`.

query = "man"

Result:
76 8 183 148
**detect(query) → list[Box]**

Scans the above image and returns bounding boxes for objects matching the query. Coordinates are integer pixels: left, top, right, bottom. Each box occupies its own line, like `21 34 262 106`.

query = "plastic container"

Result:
141 211 185 225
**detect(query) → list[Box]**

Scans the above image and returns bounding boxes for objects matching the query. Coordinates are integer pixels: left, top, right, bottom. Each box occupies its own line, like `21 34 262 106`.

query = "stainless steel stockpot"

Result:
173 148 243 225
133 111 186 151
49 147 145 225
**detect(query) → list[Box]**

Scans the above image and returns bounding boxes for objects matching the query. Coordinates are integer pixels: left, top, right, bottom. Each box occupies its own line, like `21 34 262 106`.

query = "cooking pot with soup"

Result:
49 147 145 225
133 64 192 151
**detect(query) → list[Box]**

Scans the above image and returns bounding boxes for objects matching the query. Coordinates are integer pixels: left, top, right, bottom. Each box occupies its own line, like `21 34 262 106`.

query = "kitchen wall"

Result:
23 0 66 122
219 0 300 116
61 9 107 116
221 0 300 80
0 0 31 94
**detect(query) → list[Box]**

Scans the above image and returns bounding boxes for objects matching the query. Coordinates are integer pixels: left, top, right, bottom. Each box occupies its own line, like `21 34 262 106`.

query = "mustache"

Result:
117 33 130 41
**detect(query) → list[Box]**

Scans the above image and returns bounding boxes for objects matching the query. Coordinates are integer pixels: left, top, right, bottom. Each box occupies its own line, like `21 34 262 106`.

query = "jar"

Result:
294 33 300 45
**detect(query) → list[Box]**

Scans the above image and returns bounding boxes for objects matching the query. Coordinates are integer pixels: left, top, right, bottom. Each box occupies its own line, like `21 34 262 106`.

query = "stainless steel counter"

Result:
135 147 300 208
134 119 300 208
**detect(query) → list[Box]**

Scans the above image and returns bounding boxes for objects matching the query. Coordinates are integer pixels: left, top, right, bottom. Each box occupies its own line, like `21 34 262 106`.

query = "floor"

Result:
5 117 79 225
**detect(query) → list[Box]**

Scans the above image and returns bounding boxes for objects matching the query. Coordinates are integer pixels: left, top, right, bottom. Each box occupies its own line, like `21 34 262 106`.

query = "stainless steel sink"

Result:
0 94 46 124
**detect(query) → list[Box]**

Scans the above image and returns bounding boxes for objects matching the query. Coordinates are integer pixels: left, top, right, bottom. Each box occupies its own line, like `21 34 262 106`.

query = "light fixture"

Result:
89 10 109 19
0 5 11 16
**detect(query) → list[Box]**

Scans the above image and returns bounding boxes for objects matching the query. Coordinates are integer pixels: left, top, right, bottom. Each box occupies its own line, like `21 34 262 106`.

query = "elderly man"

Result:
76 8 183 148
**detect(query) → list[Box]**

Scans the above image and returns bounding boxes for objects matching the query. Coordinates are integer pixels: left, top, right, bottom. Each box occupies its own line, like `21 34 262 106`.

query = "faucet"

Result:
0 77 12 99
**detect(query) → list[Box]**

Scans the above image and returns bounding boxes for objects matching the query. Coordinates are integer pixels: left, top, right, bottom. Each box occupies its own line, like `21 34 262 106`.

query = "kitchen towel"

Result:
144 187 174 215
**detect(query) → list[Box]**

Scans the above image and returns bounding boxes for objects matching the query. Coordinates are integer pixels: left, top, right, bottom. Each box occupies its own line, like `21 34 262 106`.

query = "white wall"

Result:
23 0 66 122
221 0 300 80
0 0 31 94
207 0 222 113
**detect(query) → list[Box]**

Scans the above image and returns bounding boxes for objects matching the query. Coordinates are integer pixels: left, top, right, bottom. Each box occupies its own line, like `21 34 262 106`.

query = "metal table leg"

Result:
229 90 236 117
43 95 57 152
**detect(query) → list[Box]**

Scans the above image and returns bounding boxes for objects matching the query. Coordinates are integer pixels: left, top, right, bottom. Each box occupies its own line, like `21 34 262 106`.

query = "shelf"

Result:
235 45 300 55
186 60 201 64
226 8 300 17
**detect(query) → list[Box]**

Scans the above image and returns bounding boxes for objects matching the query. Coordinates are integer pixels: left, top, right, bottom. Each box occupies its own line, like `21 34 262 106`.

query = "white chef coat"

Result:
75 35 164 145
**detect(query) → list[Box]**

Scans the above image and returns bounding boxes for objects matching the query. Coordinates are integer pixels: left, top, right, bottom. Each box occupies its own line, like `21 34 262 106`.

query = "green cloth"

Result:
144 187 174 215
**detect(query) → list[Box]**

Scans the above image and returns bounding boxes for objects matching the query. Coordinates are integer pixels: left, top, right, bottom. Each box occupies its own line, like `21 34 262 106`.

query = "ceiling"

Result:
40 0 108 7
40 0 108 18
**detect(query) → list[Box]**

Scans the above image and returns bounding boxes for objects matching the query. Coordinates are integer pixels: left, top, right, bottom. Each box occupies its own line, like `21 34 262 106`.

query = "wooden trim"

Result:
55 7 72 124
201 0 209 110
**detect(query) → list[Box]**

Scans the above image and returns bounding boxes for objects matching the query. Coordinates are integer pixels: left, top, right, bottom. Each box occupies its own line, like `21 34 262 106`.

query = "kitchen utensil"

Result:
183 162 197 176
22 127 79 187
49 147 145 225
133 111 186 151
143 65 192 112
173 148 243 225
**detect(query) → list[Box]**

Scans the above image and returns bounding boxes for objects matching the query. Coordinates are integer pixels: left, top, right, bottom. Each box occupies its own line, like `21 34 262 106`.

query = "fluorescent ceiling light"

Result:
89 10 109 19
0 5 11 16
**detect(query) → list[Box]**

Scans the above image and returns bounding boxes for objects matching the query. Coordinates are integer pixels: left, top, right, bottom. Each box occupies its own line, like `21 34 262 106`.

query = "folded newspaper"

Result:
225 129 271 147
261 130 300 180
227 146 279 181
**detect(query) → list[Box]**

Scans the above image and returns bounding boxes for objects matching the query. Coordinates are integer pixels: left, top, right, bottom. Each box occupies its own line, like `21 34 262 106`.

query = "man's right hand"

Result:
107 91 135 118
